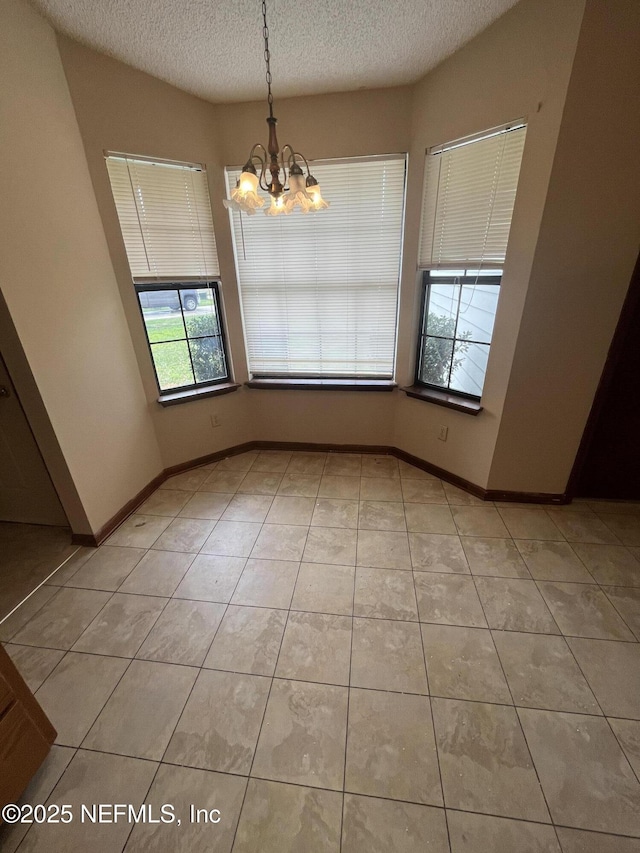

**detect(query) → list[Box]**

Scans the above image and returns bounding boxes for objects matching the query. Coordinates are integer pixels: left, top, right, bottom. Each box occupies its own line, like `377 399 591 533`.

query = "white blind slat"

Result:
227 156 406 378
106 156 220 279
418 126 526 268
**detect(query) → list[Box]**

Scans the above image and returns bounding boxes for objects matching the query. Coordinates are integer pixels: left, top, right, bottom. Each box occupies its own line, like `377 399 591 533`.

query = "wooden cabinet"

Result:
0 645 56 815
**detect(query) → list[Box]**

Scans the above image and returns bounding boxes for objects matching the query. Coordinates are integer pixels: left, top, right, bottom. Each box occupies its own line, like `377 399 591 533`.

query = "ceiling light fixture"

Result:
223 0 329 217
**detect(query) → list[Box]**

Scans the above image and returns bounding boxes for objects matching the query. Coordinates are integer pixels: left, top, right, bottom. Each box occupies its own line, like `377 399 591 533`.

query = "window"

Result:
105 154 231 394
415 123 526 399
226 155 406 379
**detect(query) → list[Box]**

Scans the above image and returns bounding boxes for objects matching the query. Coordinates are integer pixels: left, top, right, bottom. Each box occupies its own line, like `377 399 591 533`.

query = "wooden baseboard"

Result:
73 440 569 546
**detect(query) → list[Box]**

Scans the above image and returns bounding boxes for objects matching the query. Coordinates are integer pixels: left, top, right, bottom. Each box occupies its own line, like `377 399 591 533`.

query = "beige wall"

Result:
0 0 162 534
488 0 640 491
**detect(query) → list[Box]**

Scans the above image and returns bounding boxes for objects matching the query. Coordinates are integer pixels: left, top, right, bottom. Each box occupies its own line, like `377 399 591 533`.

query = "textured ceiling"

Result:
32 0 521 103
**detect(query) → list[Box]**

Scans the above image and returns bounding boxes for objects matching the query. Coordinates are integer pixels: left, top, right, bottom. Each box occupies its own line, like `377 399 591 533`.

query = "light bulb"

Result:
264 195 289 216
307 182 330 210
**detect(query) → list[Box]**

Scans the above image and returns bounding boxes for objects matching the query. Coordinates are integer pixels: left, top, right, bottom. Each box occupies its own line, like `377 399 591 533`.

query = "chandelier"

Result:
223 0 330 217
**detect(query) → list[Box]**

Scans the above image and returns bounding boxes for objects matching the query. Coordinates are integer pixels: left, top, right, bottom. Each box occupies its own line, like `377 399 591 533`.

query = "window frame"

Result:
134 280 231 395
414 270 502 401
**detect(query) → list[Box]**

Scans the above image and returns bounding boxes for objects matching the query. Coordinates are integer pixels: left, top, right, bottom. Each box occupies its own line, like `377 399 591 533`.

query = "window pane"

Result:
184 287 221 338
456 284 499 344
425 284 460 338
450 341 490 396
139 290 186 343
420 336 454 387
189 337 227 384
150 341 194 390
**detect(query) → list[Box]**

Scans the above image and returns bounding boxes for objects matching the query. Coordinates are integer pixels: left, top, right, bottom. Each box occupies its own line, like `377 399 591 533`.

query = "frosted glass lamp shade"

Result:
264 195 289 216
307 181 330 210
223 171 264 214
283 172 313 213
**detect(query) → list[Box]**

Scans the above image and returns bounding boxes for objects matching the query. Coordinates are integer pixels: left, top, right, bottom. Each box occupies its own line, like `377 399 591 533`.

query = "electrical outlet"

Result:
438 425 448 442
211 414 221 429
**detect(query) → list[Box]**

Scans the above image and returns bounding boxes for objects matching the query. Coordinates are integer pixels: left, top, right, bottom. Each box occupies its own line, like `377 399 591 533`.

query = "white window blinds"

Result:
227 155 406 378
418 124 526 268
105 154 220 279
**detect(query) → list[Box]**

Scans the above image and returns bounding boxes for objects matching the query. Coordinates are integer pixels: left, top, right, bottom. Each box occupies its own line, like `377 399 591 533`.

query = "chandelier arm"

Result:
292 151 312 176
280 144 296 170
249 143 268 164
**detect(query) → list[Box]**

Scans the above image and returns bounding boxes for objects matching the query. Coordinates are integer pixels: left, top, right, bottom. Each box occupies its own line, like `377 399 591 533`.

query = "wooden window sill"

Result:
245 379 397 392
158 383 240 407
401 384 483 415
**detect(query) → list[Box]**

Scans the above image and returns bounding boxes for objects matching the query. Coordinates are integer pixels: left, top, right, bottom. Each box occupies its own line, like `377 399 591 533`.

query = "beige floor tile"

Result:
278 473 322 497
4 644 65 691
165 669 270 773
588 500 640 516
72 592 166 656
409 533 469 573
106 514 172 548
136 599 225 666
303 527 357 565
16 750 157 853
359 500 406 531
446 811 561 853
603 585 640 638
422 623 511 703
204 605 286 675
443 483 485 505
317 475 360 499
137 488 193 517
475 577 560 634
324 454 362 476
311 498 359 528
200 521 261 557
492 631 600 714
238 472 282 495
598 513 640 546
161 468 210 491
83 659 197 760
360 455 400 479
265 495 315 525
285 452 327 475
571 543 640 586
353 566 418 620
198 469 245 493
65 545 146 591
404 503 454 534
351 617 427 693
220 493 273 522
452 506 509 537
432 697 550 822
252 679 348 790
119 549 195 597
217 451 259 471
461 536 530 578
35 652 128 745
518 707 640 835
231 558 299 608
515 540 594 583
152 518 215 552
538 581 635 640
178 491 233 519
173 554 245 602
568 637 640 718
276 611 352 685
548 511 621 545
124 764 247 853
345 689 442 805
357 529 411 570
0 584 59 641
555 827 640 853
291 563 354 615
232 779 342 853
360 477 403 501
498 508 564 541
414 572 487 627
401 479 447 504
251 524 308 561
11 587 112 649
251 450 292 473
342 795 449 853
609 717 640 777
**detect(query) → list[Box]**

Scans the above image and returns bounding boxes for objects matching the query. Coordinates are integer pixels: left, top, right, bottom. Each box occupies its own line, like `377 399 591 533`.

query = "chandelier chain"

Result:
262 0 274 117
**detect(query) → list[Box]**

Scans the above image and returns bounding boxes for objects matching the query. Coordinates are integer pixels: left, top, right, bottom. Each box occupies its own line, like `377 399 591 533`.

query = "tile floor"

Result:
2 450 640 852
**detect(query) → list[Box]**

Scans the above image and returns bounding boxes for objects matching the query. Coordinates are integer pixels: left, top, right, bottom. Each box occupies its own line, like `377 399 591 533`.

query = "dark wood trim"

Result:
566 251 640 499
246 379 397 392
158 383 240 407
72 440 569 546
401 385 483 415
